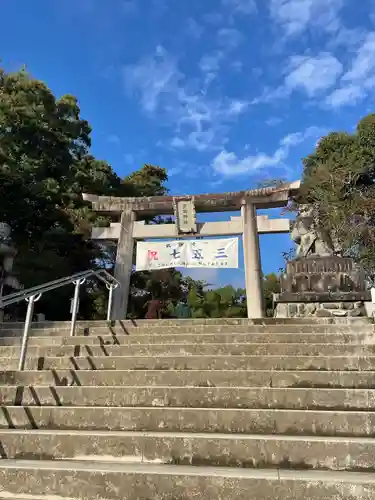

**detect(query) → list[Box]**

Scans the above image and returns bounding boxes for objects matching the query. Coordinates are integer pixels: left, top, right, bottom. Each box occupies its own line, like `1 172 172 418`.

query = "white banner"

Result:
136 238 239 271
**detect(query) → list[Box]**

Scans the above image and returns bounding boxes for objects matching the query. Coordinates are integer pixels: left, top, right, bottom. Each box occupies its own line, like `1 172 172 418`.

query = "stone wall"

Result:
275 301 367 318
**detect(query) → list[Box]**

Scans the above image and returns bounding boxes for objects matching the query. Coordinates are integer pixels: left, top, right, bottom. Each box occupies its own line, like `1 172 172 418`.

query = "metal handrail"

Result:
0 269 118 308
0 268 120 370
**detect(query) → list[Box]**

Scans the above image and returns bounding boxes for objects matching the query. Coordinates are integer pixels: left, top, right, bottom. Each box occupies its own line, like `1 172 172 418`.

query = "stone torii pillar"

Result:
113 209 136 322
83 181 300 320
242 202 264 319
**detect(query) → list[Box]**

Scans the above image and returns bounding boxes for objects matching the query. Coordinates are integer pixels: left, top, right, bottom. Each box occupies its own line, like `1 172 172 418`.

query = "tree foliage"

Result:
263 273 280 317
128 269 188 319
124 164 168 197
0 66 169 319
187 284 247 318
300 114 375 275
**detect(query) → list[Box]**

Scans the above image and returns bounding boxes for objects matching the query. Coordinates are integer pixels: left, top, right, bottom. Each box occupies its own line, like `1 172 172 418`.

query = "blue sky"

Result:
1 0 374 288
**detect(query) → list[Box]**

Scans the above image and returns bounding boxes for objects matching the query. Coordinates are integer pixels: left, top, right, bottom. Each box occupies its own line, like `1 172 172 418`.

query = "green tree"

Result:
187 283 247 318
301 114 375 276
128 269 186 318
124 164 168 197
0 66 170 319
263 273 281 317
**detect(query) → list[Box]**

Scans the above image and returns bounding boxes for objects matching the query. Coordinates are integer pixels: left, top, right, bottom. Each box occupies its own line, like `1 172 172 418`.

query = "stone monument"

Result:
274 207 370 318
0 223 21 321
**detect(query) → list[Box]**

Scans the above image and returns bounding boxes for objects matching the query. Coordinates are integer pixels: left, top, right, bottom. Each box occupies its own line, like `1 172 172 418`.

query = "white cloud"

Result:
222 0 257 14
253 52 343 105
199 51 225 85
124 46 249 152
167 166 183 176
213 149 282 176
212 126 325 176
285 53 343 96
171 127 216 152
199 30 243 85
266 117 283 126
217 28 244 49
200 52 223 74
326 32 375 108
186 18 203 39
326 85 365 108
172 91 248 151
228 100 249 115
270 0 343 36
329 26 367 50
170 98 248 152
124 46 181 112
343 32 375 82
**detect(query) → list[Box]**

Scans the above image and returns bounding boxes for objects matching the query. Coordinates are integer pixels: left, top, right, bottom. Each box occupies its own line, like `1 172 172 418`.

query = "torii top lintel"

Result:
83 180 301 216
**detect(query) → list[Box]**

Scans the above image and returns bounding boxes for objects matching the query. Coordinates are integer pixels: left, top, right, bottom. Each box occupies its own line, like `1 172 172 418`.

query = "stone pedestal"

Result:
274 256 370 318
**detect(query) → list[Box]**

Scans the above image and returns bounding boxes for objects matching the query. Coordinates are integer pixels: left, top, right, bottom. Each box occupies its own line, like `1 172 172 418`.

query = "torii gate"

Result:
84 181 300 320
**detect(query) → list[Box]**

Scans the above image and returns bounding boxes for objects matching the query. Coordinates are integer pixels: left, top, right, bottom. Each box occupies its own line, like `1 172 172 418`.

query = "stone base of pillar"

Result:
274 294 370 318
274 302 371 318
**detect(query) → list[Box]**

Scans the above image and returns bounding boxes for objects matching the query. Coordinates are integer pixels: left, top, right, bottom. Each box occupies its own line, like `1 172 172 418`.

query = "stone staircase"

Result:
0 318 375 499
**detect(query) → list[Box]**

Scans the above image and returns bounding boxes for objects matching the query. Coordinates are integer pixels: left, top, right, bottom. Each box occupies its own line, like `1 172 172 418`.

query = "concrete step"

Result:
0 460 375 499
2 369 375 388
1 317 370 329
1 343 375 358
0 406 374 436
0 495 56 500
1 429 375 472
3 354 375 371
1 323 373 338
1 331 374 347
0 386 374 410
